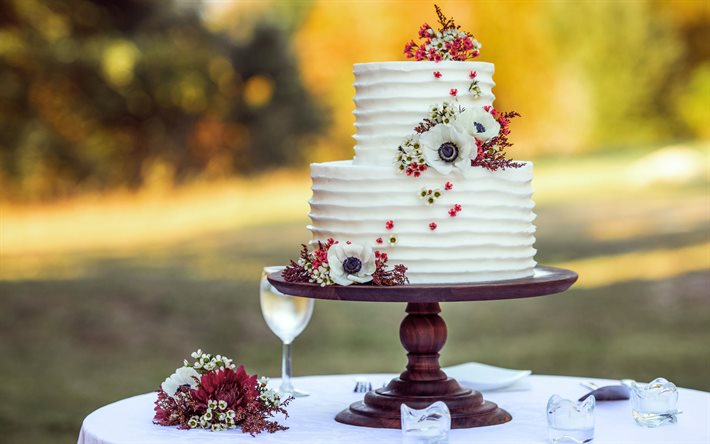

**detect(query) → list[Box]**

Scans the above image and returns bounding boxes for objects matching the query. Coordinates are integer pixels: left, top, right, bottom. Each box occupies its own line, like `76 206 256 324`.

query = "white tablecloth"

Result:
78 374 709 444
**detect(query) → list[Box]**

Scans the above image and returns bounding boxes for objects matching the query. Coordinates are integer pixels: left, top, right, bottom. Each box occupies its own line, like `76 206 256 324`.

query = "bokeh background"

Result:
1 0 709 442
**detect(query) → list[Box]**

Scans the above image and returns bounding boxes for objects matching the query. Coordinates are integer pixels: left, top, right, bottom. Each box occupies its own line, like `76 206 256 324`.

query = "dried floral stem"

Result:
435 4 457 30
414 118 438 134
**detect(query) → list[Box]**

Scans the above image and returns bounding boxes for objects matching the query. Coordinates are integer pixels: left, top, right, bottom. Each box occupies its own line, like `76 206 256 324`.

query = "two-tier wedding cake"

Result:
286 7 536 286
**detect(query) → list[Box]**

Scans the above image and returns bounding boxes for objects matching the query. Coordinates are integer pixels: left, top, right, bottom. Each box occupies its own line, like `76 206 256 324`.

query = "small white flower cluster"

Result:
429 102 457 125
396 138 425 173
310 263 334 287
187 398 237 431
468 80 482 99
298 257 334 286
426 28 481 61
419 188 443 205
184 349 236 372
256 376 282 408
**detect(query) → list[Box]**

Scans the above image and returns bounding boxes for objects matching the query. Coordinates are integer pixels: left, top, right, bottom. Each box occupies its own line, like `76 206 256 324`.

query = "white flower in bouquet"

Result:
453 107 500 142
327 242 376 286
161 366 200 398
420 124 473 175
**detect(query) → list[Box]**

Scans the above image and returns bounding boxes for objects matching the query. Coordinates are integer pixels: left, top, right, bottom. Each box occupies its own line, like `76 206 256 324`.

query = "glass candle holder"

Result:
547 394 595 444
401 401 451 444
631 377 679 427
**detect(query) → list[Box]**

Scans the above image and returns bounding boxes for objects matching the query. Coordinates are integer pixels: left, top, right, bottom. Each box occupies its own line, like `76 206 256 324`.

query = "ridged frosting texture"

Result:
306 61 537 284
308 161 537 284
353 61 495 166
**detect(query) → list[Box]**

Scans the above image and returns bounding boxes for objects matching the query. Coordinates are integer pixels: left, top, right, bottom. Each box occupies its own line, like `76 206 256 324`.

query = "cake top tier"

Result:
352 61 496 166
351 5 523 174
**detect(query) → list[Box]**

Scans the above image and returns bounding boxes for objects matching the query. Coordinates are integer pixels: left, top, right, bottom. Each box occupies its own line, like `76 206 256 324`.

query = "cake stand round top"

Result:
268 265 577 303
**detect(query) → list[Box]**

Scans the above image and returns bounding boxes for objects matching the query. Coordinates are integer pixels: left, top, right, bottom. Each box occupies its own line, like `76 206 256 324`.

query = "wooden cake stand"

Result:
268 266 577 429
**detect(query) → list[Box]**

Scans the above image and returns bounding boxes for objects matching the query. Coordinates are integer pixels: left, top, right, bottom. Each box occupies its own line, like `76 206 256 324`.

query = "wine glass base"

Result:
278 387 310 398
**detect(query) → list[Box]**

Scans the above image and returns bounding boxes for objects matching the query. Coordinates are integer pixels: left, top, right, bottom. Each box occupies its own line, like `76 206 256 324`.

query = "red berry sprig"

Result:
448 204 462 217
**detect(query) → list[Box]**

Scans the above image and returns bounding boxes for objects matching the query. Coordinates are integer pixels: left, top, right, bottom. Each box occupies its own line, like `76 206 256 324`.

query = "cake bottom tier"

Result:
308 160 537 284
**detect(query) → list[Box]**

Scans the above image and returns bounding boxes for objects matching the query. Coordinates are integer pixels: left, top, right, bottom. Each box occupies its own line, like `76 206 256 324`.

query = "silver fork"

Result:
353 378 373 393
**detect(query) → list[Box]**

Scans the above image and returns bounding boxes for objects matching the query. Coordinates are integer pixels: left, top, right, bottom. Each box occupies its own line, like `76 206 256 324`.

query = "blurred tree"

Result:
547 1 684 147
0 0 324 200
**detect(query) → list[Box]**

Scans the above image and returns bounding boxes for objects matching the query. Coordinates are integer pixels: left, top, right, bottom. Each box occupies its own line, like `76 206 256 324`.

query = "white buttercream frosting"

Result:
305 60 536 284
308 160 537 284
353 61 495 166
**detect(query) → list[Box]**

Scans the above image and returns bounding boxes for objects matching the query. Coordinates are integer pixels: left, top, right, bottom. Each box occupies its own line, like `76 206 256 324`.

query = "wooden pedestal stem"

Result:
400 303 447 382
334 302 512 429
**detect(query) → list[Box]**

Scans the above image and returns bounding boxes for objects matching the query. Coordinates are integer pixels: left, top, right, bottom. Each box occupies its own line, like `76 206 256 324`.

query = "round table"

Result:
78 374 709 444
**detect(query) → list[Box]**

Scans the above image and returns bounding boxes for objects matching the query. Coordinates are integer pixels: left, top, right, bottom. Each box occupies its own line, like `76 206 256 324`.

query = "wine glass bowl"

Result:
260 266 314 397
260 272 313 344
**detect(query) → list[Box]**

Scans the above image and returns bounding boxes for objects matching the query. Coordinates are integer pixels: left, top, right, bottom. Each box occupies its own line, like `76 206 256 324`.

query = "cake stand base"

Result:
268 266 578 430
335 302 511 429
336 381 510 429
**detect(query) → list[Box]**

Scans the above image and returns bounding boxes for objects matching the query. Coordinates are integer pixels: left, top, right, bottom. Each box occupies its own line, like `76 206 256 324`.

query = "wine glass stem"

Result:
280 341 294 393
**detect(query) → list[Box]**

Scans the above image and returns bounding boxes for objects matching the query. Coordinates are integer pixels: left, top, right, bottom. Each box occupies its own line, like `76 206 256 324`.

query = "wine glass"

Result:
260 266 314 397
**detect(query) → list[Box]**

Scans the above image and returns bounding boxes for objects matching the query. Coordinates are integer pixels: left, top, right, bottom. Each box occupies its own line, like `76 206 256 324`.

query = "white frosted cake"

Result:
279 9 539 286
307 61 536 284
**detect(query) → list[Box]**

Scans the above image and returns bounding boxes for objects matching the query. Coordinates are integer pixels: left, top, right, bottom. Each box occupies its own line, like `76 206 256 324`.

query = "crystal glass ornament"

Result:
401 401 451 444
546 394 595 444
631 377 679 427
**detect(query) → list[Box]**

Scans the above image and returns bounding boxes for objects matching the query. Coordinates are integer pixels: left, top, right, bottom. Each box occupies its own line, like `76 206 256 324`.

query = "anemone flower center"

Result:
343 257 362 274
438 142 459 163
474 122 486 133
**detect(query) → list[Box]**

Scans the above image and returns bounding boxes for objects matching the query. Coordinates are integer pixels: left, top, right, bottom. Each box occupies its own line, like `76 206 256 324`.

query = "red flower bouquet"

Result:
154 350 291 434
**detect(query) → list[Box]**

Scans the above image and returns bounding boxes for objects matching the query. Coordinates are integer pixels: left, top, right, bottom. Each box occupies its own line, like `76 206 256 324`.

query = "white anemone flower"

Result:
420 124 473 175
327 242 376 286
161 366 200 398
453 107 500 142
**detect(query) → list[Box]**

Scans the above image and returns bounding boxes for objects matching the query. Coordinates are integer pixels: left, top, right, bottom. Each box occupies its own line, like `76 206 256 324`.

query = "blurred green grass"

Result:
1 148 709 444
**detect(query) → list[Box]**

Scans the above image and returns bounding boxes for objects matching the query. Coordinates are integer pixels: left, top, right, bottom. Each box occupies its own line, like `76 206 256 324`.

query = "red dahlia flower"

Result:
191 366 259 413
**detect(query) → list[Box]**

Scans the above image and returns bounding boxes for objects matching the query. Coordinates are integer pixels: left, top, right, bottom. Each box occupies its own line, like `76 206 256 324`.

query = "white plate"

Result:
443 362 532 391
